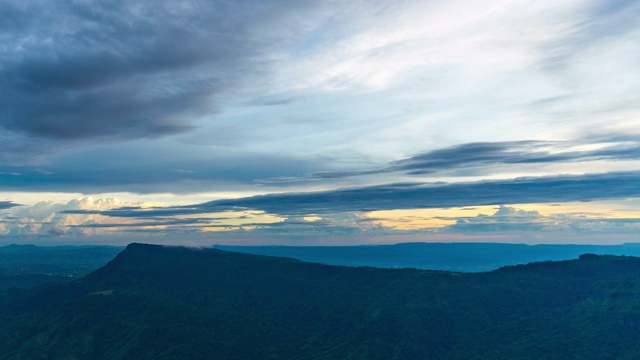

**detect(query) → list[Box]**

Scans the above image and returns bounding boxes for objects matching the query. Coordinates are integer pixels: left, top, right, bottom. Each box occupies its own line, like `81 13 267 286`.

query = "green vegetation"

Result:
0 245 123 291
1 244 640 359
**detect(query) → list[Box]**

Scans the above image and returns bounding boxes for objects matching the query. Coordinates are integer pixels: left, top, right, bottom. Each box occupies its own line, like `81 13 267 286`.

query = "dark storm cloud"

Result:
0 0 319 140
64 171 640 217
0 201 22 210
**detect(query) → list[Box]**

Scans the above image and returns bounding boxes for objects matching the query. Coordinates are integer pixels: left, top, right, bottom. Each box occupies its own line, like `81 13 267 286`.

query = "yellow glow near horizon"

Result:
366 200 640 231
366 206 499 230
511 201 640 219
199 211 286 232
6 191 639 236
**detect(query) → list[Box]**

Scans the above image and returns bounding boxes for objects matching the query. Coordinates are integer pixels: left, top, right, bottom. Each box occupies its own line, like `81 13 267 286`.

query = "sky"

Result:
1 0 639 246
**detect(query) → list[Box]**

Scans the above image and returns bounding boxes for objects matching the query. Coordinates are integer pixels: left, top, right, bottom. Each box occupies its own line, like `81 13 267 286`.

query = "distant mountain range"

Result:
2 243 640 359
4 242 640 291
217 242 640 272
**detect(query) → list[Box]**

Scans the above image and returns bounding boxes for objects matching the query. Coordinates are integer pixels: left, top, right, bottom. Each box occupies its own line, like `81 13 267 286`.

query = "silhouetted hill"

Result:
1 243 640 359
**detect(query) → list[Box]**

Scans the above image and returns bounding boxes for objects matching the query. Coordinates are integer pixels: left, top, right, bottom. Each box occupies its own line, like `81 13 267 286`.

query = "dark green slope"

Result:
1 244 640 360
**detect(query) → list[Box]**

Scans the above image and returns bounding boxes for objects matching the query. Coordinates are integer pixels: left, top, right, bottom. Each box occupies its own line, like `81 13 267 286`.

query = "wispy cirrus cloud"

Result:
266 137 640 182
3 136 638 195
394 139 640 175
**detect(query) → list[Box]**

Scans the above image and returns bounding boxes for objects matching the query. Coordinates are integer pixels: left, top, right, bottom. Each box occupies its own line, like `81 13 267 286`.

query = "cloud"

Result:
1 197 143 237
0 201 21 210
65 171 640 217
0 0 325 141
3 136 638 195
0 142 322 193
68 218 208 228
395 140 640 175
271 137 640 182
444 206 550 233
207 171 640 215
2 0 640 197
444 205 640 233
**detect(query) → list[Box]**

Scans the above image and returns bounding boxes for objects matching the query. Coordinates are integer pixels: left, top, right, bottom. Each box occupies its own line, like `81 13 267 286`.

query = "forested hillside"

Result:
1 244 640 359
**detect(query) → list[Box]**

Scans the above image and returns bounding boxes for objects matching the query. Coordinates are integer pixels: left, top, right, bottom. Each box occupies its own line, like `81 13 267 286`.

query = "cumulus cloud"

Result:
2 197 143 237
444 205 640 233
445 206 551 233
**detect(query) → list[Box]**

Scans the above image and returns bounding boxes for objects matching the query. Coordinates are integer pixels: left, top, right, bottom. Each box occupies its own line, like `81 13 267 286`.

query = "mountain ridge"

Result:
216 241 640 272
2 243 640 359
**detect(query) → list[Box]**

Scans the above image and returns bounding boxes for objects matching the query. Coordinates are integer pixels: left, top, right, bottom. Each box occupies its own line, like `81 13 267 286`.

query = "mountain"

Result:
1 243 640 359
216 242 640 272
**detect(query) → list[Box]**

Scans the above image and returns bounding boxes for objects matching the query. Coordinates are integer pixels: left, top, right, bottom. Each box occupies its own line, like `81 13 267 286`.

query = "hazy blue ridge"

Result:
215 242 640 272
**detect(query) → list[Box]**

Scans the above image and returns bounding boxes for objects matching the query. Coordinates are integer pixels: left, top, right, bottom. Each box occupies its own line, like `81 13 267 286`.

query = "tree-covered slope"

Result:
1 243 640 359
